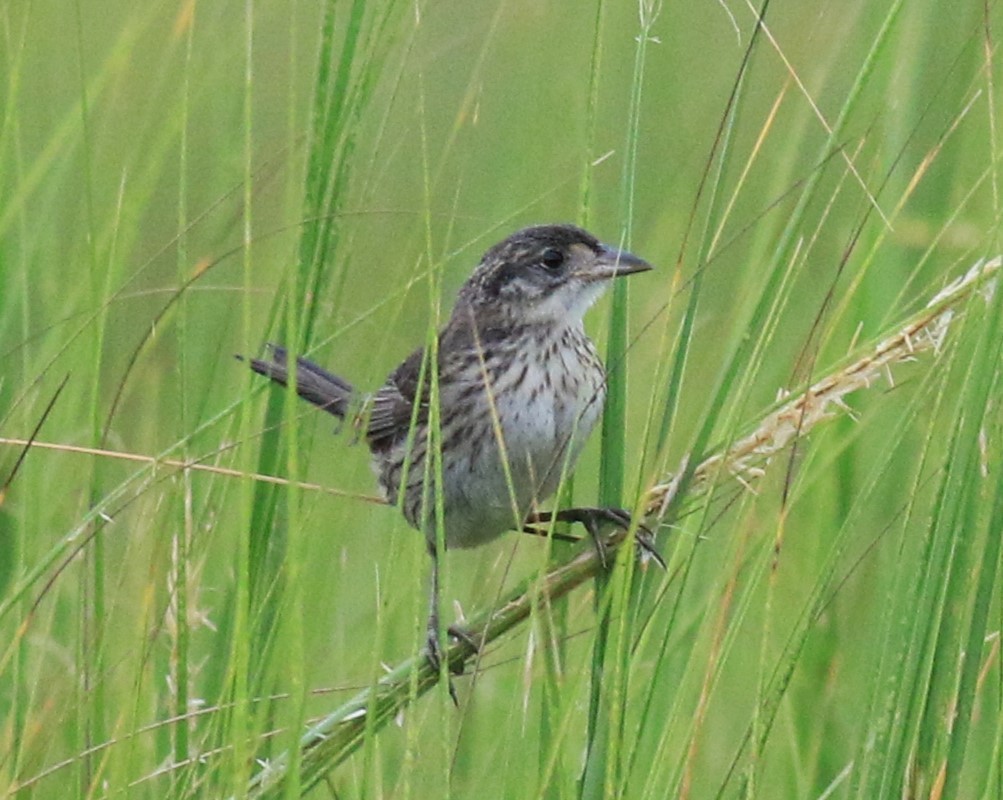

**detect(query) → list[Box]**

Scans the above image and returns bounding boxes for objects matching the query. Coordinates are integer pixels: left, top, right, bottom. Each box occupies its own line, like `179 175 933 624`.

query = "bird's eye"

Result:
540 248 565 270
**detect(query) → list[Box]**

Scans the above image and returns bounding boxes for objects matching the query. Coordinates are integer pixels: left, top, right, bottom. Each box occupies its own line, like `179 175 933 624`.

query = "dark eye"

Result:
540 248 565 270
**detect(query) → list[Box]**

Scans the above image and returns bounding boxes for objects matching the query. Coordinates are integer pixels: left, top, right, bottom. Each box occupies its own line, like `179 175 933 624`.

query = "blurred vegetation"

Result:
1 0 1001 798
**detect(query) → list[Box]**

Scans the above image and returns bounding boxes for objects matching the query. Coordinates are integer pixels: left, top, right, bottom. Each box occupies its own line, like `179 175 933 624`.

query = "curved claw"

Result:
425 625 459 706
448 624 481 653
634 527 667 571
526 507 665 571
426 620 480 706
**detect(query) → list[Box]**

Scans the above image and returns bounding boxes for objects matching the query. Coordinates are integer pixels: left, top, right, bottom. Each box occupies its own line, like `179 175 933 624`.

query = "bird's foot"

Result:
425 617 479 705
525 507 665 570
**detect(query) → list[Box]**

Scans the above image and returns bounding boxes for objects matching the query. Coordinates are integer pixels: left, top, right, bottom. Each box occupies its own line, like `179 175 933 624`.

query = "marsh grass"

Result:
1 1 1001 798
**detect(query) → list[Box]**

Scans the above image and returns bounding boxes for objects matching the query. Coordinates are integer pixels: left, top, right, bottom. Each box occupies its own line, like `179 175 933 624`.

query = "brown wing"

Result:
364 345 428 452
363 309 497 452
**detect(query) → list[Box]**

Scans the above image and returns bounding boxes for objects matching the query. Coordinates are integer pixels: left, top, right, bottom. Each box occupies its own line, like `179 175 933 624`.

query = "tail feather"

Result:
242 344 355 419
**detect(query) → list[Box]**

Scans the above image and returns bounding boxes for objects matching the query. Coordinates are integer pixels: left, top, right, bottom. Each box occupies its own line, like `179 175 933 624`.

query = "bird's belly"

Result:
379 329 606 550
440 346 605 548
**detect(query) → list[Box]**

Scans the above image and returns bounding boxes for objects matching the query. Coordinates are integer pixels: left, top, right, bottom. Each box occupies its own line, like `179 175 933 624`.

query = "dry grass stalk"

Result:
645 256 1001 520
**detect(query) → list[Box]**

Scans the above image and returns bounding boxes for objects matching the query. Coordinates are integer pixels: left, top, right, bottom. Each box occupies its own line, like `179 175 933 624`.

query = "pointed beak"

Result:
585 243 654 281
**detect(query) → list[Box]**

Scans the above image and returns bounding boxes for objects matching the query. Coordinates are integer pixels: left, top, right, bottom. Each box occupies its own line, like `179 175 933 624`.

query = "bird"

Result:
244 223 656 694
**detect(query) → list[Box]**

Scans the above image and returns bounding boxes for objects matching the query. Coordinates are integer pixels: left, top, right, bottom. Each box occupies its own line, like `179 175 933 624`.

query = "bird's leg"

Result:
425 543 458 705
425 544 480 705
525 507 665 570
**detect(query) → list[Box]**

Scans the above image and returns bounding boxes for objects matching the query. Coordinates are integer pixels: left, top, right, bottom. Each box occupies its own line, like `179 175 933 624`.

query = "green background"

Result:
2 1 1001 797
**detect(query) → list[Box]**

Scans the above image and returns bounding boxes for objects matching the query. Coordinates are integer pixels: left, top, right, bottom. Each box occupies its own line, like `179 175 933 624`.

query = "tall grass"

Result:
1 1 1001 798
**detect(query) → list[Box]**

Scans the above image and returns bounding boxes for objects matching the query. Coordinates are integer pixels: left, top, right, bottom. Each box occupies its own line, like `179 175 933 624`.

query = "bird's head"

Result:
456 224 653 327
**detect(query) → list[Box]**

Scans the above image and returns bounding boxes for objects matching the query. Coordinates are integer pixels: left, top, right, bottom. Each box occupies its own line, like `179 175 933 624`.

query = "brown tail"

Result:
241 344 355 419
